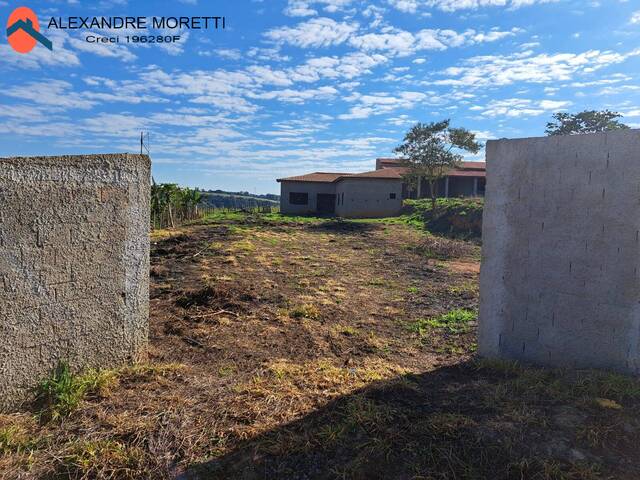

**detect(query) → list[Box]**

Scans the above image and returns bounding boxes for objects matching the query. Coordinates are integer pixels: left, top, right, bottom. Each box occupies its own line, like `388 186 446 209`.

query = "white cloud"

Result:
437 48 640 88
338 91 433 119
265 17 358 48
387 0 420 13
251 86 338 103
283 0 354 16
349 27 520 57
3 80 96 110
631 11 640 24
389 0 559 12
480 98 571 117
0 30 80 69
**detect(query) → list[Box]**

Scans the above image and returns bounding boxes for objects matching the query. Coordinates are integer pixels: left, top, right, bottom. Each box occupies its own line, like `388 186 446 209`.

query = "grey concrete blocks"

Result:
0 154 150 410
479 130 640 374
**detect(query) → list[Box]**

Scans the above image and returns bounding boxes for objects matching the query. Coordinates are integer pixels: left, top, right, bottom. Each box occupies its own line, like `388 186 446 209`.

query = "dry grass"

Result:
1 212 638 479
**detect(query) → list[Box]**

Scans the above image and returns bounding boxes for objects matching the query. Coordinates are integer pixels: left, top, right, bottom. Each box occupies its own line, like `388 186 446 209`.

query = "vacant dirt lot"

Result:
1 213 639 479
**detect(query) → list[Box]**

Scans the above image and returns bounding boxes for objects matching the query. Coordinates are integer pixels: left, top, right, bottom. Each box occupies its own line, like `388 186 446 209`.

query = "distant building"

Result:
277 158 485 218
375 158 486 199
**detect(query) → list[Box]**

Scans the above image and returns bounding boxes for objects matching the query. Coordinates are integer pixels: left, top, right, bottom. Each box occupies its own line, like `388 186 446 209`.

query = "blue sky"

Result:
1 0 639 194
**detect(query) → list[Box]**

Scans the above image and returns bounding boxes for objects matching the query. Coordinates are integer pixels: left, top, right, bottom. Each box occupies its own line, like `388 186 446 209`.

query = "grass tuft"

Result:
59 440 145 479
289 303 321 320
411 308 477 336
35 363 117 421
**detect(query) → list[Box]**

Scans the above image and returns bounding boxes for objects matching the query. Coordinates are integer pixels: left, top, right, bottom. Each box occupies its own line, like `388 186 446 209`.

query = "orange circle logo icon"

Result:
7 7 43 53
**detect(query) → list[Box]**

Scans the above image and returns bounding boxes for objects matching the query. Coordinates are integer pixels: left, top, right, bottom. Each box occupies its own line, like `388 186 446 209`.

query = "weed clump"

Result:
288 304 321 320
35 363 116 421
59 440 145 479
411 309 477 336
0 423 39 455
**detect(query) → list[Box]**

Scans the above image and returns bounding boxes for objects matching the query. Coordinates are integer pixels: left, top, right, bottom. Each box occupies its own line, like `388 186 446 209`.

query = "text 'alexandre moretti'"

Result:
47 16 226 30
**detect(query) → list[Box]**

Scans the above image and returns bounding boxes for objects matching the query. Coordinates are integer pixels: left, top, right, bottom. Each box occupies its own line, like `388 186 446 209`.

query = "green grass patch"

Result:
60 440 144 479
0 424 40 455
263 213 328 224
411 309 477 336
36 363 117 421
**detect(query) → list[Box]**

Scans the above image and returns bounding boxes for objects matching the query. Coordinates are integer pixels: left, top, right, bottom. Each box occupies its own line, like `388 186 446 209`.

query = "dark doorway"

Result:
316 193 336 214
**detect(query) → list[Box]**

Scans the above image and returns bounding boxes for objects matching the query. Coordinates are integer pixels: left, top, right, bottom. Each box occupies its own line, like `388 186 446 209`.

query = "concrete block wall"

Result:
479 130 640 374
0 154 150 410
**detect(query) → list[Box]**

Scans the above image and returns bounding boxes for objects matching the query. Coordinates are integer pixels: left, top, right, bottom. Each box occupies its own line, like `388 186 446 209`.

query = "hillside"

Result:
198 190 279 210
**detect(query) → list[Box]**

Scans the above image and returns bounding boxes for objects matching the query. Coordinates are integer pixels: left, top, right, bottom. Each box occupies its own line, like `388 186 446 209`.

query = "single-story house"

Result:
277 158 485 218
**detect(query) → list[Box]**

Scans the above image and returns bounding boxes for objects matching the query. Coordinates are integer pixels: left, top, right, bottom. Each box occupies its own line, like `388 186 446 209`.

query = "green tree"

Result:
181 187 202 218
394 120 481 210
545 110 629 136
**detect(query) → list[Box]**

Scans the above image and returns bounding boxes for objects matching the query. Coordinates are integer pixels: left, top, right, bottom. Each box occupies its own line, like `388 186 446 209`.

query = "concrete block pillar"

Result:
479 130 640 374
0 154 150 410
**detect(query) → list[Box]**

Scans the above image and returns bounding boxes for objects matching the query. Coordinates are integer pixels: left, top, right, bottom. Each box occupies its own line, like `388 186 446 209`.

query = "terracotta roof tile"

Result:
277 172 353 182
344 168 405 179
277 160 485 184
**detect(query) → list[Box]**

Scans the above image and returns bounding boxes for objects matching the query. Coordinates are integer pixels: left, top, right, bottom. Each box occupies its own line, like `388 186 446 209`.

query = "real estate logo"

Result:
6 6 52 53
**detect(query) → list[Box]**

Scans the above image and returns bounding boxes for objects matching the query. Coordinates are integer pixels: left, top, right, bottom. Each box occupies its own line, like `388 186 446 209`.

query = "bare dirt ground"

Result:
1 213 639 480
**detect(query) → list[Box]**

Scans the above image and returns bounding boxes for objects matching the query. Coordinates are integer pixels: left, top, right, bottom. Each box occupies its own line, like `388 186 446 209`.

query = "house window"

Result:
289 192 308 205
389 193 396 199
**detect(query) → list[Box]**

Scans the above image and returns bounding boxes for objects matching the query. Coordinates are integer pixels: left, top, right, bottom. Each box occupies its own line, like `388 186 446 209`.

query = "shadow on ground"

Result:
184 361 638 480
306 220 379 234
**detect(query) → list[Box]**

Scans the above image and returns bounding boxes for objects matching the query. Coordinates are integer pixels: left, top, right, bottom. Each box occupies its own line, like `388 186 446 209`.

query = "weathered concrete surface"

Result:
0 154 150 410
479 130 640 374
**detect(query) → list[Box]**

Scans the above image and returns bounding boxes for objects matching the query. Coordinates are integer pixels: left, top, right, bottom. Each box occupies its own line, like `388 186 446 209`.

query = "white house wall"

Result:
279 181 336 214
335 178 403 218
